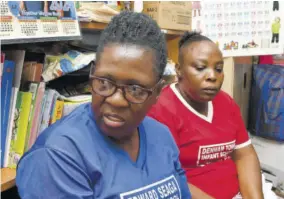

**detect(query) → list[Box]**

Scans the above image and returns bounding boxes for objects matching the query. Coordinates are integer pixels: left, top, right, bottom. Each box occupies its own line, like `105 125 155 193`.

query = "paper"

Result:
0 1 80 41
199 0 284 57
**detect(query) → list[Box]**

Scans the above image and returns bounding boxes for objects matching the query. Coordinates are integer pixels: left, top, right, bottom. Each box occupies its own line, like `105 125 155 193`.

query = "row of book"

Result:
1 50 91 168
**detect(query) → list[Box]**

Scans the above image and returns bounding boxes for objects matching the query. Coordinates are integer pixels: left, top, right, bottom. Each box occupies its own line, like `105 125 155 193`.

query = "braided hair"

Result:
96 11 167 79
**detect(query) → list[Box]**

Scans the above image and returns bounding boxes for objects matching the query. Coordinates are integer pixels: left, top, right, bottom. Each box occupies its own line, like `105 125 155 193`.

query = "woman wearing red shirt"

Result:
148 32 264 199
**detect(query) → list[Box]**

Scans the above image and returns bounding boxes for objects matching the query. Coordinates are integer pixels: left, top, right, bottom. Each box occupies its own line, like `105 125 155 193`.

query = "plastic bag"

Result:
76 2 119 23
42 50 96 82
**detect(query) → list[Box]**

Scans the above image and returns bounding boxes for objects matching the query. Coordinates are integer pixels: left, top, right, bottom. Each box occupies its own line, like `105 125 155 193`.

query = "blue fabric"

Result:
16 103 191 199
250 64 284 141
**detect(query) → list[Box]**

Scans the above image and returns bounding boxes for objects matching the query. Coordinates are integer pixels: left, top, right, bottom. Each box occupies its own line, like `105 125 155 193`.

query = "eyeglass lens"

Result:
91 77 150 103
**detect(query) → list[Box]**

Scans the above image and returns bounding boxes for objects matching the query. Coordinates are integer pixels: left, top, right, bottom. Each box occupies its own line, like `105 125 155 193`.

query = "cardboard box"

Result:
143 1 192 31
222 57 253 128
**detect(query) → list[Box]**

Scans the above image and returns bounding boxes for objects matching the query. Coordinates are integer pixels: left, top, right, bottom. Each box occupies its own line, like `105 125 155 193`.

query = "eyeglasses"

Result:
89 75 161 104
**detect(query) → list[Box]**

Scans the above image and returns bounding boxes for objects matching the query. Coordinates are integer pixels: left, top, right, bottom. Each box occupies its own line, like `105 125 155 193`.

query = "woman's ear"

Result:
149 78 164 102
156 79 165 95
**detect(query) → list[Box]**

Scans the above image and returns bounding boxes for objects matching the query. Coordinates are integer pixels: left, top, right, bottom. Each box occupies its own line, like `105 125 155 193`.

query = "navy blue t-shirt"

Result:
16 103 191 199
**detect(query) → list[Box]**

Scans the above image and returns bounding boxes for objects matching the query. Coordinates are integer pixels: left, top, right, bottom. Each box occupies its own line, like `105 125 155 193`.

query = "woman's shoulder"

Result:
150 83 180 114
214 90 236 106
19 103 104 173
30 103 100 155
159 83 178 100
213 91 243 117
144 116 170 129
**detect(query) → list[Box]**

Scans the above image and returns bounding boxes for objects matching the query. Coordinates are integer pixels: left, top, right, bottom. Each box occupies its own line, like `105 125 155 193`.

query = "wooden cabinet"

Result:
167 37 180 63
222 57 253 127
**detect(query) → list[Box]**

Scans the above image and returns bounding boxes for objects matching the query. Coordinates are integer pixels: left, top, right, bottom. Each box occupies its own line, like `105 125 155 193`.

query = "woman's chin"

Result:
100 123 129 140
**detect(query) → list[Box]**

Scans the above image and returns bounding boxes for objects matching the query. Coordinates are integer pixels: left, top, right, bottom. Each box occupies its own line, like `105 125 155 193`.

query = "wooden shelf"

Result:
79 21 184 39
80 21 107 31
1 168 16 192
2 36 81 45
160 29 185 36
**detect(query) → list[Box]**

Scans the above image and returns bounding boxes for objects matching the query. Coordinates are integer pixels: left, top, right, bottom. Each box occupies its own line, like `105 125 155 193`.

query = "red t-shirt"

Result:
148 83 251 199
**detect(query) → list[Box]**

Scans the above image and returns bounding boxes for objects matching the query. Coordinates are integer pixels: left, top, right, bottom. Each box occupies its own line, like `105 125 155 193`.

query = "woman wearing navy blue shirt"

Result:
16 11 191 199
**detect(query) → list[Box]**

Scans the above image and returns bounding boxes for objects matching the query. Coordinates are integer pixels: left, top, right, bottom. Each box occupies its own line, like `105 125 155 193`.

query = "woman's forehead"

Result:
95 44 157 86
109 44 151 59
100 44 154 63
183 41 223 62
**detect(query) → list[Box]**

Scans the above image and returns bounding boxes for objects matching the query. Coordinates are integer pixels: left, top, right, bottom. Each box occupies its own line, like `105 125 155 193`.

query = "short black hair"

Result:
97 11 167 79
179 31 212 49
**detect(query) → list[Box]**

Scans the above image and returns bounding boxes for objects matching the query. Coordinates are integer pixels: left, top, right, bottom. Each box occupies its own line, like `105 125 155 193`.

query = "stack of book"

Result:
1 50 91 169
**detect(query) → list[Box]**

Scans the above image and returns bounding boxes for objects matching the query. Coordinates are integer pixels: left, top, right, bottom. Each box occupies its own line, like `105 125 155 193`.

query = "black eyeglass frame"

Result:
89 75 162 104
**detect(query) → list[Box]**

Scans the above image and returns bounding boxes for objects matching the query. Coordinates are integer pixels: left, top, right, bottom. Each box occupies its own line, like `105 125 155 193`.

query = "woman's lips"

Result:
202 87 218 95
103 114 125 128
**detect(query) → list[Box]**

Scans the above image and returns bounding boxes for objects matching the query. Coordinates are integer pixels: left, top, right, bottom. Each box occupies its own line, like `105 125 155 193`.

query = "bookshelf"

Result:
1 27 81 195
79 21 182 63
79 21 184 40
80 21 107 30
1 168 16 192
2 36 82 45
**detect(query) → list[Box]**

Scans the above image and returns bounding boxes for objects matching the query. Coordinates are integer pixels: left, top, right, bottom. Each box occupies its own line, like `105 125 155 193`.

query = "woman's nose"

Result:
105 88 129 107
206 69 217 82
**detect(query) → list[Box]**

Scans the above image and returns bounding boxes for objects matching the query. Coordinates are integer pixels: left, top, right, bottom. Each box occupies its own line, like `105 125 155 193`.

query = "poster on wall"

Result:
191 1 202 32
0 1 80 43
199 1 284 57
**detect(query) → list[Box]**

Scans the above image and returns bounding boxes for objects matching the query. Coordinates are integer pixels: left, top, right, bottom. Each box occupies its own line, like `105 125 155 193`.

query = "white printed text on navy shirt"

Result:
120 175 181 199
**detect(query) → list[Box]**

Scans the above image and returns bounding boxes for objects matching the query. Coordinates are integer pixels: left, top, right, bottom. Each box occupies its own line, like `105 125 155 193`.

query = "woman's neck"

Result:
176 83 208 116
110 128 140 162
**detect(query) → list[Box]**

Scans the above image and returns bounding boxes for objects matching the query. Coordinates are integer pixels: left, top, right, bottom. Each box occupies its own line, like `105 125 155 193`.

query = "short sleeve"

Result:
170 133 192 199
175 157 192 198
231 100 251 150
16 147 94 199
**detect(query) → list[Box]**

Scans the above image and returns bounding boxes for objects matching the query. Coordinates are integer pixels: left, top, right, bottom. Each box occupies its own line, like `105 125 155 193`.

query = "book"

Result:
1 60 15 167
38 89 58 134
8 91 32 169
3 50 26 167
36 90 48 137
22 82 39 152
0 53 4 88
21 62 43 85
63 101 90 117
49 91 61 125
51 100 64 124
0 53 5 123
63 94 92 102
27 82 46 150
20 61 43 148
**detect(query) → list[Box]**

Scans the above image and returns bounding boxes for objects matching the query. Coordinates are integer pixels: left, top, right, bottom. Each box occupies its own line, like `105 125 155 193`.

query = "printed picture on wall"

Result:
0 1 80 42
191 1 202 33
200 0 284 57
273 1 279 11
271 17 281 43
